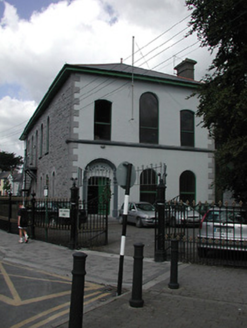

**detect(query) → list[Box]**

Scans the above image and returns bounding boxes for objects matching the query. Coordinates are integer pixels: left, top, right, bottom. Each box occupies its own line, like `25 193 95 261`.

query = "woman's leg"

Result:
19 228 24 242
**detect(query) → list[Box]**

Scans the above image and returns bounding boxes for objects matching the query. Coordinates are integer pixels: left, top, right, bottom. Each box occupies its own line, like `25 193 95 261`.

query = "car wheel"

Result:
198 247 207 258
170 217 176 227
136 217 143 228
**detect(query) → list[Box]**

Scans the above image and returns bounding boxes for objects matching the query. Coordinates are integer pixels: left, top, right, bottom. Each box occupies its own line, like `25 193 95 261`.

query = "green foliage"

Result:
186 0 247 201
0 151 23 171
3 179 11 193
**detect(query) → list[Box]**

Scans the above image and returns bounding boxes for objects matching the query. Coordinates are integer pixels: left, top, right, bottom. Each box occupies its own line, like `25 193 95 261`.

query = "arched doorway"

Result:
87 176 111 214
83 159 118 217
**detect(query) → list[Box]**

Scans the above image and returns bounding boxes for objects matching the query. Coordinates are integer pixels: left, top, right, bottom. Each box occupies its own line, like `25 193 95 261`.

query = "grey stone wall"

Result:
26 74 79 198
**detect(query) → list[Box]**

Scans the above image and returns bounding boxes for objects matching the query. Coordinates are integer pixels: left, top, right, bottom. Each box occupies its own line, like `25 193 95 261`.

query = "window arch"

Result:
140 168 157 204
179 170 196 204
180 110 194 147
94 100 112 140
140 92 158 144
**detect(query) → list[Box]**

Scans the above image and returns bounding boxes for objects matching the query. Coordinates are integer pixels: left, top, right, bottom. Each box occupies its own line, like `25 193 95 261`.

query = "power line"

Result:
124 14 191 62
152 40 200 71
135 26 189 66
64 24 192 107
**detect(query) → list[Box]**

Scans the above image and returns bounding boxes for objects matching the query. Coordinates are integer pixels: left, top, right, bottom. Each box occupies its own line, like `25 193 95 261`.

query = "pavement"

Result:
1 219 247 327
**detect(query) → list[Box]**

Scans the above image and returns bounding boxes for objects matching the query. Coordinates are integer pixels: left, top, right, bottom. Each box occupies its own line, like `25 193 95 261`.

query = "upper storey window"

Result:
94 100 112 140
140 92 158 144
180 110 194 147
40 124 43 157
46 117 50 154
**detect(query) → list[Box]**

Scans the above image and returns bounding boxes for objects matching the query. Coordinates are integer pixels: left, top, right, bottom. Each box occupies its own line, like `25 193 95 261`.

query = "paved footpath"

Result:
1 222 247 327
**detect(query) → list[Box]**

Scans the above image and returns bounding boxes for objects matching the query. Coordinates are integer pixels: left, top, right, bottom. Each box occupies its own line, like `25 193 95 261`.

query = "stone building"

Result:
20 59 215 217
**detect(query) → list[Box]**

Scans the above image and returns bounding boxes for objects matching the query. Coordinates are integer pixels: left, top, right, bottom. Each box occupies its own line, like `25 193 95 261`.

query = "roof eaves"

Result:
67 64 199 88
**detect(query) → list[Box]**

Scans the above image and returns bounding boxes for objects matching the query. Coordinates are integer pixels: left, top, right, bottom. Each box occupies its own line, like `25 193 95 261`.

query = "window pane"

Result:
140 127 158 144
181 132 194 147
95 106 111 123
181 111 193 131
140 93 158 144
94 100 111 140
181 110 194 147
140 94 158 127
94 124 111 140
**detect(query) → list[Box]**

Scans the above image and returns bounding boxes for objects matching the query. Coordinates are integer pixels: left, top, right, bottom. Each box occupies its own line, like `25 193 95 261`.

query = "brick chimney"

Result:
174 58 197 80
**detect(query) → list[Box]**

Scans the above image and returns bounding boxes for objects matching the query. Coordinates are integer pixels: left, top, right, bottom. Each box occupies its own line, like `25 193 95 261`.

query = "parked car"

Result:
197 207 247 257
165 203 200 227
118 202 156 228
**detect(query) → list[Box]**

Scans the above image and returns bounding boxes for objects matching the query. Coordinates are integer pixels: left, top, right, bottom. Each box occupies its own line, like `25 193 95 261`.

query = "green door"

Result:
98 177 111 215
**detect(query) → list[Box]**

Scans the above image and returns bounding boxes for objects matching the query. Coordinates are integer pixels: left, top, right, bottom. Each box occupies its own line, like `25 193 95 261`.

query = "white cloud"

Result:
0 0 213 157
0 96 36 156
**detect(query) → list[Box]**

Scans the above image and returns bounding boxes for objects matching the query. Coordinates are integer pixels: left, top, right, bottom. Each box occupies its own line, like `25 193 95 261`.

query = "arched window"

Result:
30 136 34 164
46 117 50 154
180 110 194 147
140 169 157 204
140 92 158 144
179 170 196 204
94 100 112 140
40 124 43 157
35 130 38 166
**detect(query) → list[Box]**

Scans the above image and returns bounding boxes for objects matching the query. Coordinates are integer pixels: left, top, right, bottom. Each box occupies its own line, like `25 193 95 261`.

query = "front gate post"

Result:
155 176 166 262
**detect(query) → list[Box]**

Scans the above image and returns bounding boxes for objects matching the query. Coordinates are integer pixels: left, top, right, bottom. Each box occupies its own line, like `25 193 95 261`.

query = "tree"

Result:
0 151 23 172
186 0 247 201
3 179 11 195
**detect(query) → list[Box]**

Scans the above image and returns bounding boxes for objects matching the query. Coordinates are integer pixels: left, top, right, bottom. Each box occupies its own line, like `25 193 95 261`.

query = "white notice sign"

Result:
59 209 70 218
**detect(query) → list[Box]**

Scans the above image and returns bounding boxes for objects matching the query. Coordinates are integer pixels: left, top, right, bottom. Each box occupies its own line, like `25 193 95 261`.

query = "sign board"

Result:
59 209 70 218
116 162 136 189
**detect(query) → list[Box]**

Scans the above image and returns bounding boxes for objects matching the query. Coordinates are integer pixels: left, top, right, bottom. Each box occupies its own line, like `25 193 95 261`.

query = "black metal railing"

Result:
0 193 108 248
155 198 247 268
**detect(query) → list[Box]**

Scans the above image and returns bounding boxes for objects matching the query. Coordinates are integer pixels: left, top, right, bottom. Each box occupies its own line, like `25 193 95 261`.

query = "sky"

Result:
0 0 213 158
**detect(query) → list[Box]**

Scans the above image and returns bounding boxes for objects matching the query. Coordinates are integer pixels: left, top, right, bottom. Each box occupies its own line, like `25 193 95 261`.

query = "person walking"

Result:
18 203 29 243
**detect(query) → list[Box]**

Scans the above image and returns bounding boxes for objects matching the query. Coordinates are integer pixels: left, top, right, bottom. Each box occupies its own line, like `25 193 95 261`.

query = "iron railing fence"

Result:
0 195 108 248
2 193 247 268
155 201 247 268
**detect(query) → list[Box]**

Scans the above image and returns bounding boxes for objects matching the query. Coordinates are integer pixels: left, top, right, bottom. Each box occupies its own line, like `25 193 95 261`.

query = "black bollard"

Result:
129 243 144 308
69 252 87 328
168 239 179 289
